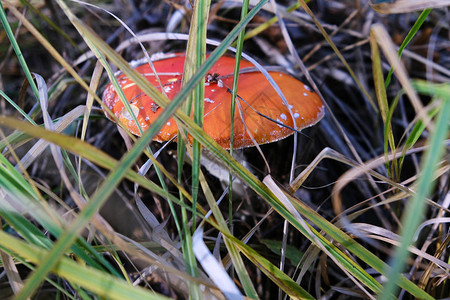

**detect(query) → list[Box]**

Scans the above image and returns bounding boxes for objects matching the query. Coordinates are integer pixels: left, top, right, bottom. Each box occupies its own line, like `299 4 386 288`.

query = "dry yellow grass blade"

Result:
370 0 450 14
0 250 26 298
371 24 433 132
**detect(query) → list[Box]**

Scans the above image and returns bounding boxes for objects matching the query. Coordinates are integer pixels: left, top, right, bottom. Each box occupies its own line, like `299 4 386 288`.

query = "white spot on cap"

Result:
276 118 284 128
120 105 139 121
128 57 147 68
122 82 136 90
204 98 214 103
303 92 308 96
288 104 293 110
149 52 176 61
217 80 223 88
166 122 171 126
280 113 287 121
164 86 172 93
294 113 300 119
304 84 312 91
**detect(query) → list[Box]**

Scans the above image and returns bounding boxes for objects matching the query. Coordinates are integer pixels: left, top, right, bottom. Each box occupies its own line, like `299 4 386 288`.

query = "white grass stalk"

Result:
193 227 244 300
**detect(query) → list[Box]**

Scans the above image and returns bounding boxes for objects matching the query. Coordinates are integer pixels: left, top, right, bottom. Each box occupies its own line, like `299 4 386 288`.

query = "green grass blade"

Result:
229 0 249 213
178 2 211 298
191 0 209 233
385 8 432 88
398 105 439 171
0 2 40 101
184 2 209 293
0 90 37 125
226 2 256 297
380 83 450 299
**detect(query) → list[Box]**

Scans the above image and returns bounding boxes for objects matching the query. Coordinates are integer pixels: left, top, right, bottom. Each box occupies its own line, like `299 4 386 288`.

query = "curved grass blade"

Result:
384 9 431 88
193 227 243 299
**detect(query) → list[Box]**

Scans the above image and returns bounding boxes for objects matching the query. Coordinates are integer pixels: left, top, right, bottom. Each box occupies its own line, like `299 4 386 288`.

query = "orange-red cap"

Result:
102 53 324 149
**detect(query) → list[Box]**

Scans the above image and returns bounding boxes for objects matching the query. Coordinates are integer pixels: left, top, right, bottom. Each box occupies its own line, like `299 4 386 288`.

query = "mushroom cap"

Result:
102 53 324 149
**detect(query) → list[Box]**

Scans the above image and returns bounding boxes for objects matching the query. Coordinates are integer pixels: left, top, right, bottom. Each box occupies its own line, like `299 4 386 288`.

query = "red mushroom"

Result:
102 53 324 149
